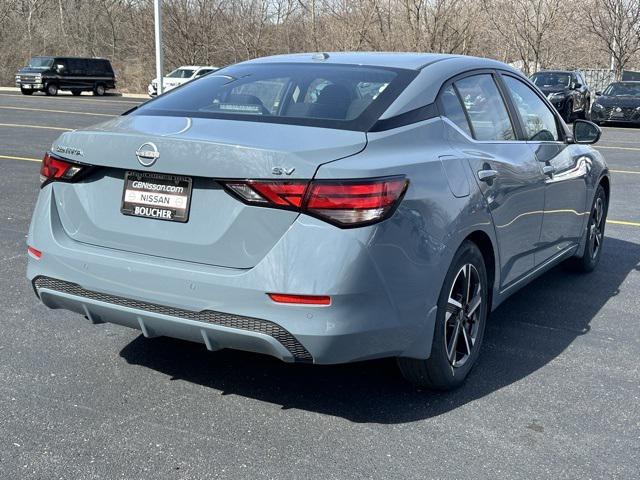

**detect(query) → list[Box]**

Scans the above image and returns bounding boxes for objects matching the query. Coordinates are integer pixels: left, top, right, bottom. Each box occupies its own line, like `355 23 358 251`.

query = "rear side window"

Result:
67 59 87 75
195 69 214 77
454 74 515 141
133 63 417 131
97 60 113 75
503 76 559 141
440 85 472 136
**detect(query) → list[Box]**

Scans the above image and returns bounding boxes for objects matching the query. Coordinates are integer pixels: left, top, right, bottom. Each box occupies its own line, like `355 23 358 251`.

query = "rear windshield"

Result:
531 72 571 88
133 63 417 131
28 57 54 68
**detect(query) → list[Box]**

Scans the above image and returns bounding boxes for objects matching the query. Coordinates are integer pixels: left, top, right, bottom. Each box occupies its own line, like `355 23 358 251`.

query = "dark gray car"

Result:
27 53 609 390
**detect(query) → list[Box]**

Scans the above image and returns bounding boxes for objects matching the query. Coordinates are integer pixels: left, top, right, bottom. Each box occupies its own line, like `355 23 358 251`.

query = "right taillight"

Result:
305 178 408 226
40 152 86 186
222 176 408 228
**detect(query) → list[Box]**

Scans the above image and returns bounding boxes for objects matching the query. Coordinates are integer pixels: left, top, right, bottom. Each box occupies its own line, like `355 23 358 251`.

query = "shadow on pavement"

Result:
120 237 639 423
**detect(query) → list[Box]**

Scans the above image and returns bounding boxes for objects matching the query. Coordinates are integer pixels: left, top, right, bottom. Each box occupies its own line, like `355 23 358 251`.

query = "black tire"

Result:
569 184 608 272
45 83 58 96
71 89 82 96
93 83 106 96
20 88 33 95
397 240 489 390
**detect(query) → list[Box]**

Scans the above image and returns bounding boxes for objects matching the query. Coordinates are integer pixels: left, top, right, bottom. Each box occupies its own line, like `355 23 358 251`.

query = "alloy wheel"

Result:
444 263 482 368
589 196 605 259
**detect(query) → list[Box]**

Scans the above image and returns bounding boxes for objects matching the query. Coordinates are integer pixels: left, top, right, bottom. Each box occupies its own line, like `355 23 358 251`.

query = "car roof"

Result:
532 70 578 74
240 52 464 70
175 65 218 70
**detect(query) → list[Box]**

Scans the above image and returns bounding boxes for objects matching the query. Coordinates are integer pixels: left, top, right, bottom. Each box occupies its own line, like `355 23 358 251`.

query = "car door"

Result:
54 58 68 86
439 72 547 288
66 58 83 90
576 72 590 110
500 74 588 265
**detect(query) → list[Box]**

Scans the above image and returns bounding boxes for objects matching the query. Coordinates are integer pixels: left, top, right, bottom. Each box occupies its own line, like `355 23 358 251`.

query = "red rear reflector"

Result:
268 293 331 305
27 246 42 259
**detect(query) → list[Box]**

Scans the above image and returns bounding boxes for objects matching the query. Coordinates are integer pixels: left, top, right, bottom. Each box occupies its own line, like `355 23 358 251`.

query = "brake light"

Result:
268 293 331 305
306 178 408 226
226 181 308 208
40 152 84 184
222 176 408 227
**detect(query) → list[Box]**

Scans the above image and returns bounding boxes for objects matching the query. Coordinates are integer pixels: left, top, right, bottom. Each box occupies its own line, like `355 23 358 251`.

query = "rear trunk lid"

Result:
50 115 366 268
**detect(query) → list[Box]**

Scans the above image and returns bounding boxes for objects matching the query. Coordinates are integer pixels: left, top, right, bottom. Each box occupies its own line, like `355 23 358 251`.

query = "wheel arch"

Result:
463 230 498 311
598 173 610 201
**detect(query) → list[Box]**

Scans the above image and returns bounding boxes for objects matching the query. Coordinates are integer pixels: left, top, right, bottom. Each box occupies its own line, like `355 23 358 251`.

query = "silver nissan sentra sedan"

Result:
27 53 609 390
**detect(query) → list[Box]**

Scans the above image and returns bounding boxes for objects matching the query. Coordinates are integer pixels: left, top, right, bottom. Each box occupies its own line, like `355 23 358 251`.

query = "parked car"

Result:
590 81 640 126
28 53 609 390
15 56 116 96
530 70 591 122
147 65 218 96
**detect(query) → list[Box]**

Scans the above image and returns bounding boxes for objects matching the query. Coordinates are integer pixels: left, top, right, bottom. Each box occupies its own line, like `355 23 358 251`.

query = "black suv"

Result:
15 56 116 96
530 70 591 122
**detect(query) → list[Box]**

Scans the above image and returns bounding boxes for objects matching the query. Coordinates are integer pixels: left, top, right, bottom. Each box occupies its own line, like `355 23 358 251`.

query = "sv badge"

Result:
272 167 295 176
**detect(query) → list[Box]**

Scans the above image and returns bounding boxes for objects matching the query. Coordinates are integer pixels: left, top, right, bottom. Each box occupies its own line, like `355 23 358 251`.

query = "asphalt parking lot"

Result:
0 90 638 479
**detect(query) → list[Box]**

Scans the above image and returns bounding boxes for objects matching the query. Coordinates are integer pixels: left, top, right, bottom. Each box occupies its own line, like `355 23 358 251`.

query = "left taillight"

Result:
40 152 85 185
222 176 408 228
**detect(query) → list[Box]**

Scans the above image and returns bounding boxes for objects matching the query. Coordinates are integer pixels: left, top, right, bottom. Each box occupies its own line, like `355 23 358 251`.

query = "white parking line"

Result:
0 154 40 162
0 93 143 105
0 105 115 117
0 123 73 131
595 145 640 152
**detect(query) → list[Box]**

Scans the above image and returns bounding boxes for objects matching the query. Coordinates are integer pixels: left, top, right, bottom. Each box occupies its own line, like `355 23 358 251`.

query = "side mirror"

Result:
595 91 602 96
55 64 65 73
573 83 582 89
573 119 601 144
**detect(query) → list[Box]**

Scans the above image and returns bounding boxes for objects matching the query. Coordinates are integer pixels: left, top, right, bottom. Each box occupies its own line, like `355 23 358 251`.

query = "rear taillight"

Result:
305 178 408 226
40 152 85 185
222 176 408 227
226 181 308 208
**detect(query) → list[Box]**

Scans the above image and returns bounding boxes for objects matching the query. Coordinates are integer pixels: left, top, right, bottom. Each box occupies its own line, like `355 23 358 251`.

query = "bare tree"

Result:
0 0 638 91
586 0 640 79
482 0 565 74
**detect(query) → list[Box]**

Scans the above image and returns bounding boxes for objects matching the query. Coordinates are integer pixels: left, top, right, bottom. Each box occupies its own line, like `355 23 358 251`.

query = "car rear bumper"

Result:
27 186 440 364
33 276 311 362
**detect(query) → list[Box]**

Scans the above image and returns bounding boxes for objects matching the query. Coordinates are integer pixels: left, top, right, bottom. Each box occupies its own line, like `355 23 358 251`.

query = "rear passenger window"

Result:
454 74 515 141
67 59 86 75
440 85 472 136
503 76 559 141
93 60 112 75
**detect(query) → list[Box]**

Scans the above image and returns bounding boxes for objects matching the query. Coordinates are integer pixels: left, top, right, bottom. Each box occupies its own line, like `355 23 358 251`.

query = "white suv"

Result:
148 65 218 96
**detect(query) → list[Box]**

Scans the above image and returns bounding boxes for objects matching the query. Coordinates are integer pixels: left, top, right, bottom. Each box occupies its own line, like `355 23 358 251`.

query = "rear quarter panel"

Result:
315 117 499 356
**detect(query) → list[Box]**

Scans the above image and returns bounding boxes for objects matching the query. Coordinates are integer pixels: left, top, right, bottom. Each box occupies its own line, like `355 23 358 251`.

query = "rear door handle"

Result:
543 165 555 176
477 169 498 182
